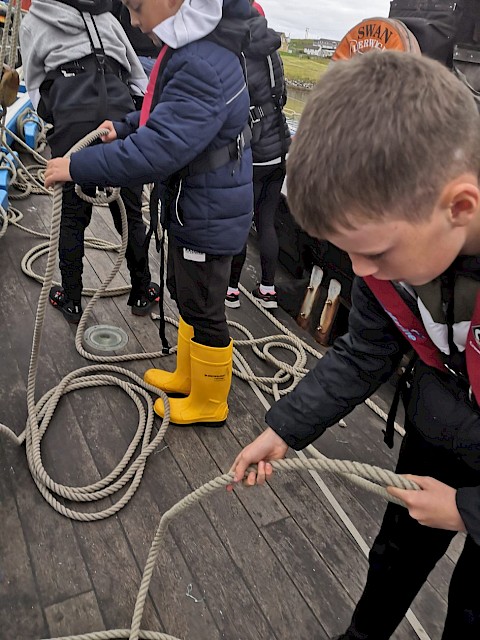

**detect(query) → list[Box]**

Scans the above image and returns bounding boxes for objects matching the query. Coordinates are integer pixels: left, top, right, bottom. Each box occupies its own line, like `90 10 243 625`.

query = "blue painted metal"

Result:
0 189 8 211
23 110 42 150
0 88 37 209
4 89 36 147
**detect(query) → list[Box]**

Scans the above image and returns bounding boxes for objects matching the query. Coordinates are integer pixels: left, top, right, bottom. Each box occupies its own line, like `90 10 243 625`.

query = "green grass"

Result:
280 52 331 85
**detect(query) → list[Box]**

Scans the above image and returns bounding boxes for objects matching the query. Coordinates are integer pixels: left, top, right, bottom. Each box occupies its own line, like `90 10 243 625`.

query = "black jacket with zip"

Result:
243 12 291 164
266 261 480 544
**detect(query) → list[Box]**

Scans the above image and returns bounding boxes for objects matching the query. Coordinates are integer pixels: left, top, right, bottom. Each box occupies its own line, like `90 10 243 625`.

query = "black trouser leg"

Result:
229 245 247 289
108 185 151 302
343 431 461 640
166 237 231 348
344 503 455 640
58 182 94 303
442 535 480 639
253 164 285 287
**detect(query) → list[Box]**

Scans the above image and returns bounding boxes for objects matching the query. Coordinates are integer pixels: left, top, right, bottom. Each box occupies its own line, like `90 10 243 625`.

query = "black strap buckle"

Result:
93 49 106 73
249 105 264 125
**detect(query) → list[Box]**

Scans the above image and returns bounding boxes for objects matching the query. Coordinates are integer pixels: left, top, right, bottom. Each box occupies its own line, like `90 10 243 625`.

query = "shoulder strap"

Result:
80 12 107 71
79 11 108 122
364 276 445 370
465 291 480 406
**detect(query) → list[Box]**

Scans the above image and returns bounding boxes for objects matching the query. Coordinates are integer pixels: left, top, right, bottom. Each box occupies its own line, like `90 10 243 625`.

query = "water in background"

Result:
285 85 310 132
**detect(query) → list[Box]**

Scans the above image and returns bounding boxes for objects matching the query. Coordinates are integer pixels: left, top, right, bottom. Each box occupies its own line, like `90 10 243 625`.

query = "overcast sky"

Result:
260 1 393 41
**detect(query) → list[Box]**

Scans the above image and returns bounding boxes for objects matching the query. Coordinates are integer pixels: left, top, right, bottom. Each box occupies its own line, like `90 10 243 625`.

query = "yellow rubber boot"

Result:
153 339 233 427
144 317 194 396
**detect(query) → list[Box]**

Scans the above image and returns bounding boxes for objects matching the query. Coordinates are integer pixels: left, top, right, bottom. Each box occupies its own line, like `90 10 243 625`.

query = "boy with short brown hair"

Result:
231 50 480 639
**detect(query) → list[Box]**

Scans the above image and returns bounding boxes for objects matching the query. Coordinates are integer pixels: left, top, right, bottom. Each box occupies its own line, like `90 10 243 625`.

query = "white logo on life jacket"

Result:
384 310 425 342
473 326 480 347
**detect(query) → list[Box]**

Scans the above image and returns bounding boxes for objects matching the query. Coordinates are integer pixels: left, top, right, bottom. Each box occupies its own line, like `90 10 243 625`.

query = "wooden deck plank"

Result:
0 241 95 613
115 477 223 640
44 591 104 637
0 443 48 640
165 426 324 639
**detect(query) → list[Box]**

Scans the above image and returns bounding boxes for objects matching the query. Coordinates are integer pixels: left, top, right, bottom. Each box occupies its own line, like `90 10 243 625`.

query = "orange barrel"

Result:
333 17 421 61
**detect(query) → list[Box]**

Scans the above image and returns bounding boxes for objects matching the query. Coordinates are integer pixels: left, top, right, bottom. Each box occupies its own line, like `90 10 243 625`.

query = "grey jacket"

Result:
20 0 147 109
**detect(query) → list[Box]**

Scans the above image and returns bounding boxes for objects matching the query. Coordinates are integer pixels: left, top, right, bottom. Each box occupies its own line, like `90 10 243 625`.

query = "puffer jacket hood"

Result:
154 0 250 52
153 0 223 50
55 0 112 14
245 12 281 58
28 0 109 33
205 0 252 55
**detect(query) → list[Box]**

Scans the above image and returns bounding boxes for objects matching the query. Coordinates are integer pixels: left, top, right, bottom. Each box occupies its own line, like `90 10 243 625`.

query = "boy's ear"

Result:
439 173 480 227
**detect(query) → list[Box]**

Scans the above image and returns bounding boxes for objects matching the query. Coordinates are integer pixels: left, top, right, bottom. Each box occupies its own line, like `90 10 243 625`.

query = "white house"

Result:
304 38 339 58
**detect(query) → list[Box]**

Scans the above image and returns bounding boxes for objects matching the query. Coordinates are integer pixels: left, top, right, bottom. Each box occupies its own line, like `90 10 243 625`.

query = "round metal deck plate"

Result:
83 325 129 352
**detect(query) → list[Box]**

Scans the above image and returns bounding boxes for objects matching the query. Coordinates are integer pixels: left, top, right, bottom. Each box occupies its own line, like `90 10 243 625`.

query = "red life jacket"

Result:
364 276 480 407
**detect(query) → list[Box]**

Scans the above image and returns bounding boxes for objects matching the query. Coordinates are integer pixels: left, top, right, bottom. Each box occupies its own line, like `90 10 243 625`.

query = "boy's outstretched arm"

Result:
229 278 410 488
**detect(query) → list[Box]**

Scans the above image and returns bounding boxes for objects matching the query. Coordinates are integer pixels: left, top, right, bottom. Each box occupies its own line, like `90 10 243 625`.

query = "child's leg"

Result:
151 237 233 425
58 182 93 303
169 237 231 347
253 164 285 287
343 501 454 639
442 534 480 639
229 245 247 289
341 430 460 639
109 185 151 301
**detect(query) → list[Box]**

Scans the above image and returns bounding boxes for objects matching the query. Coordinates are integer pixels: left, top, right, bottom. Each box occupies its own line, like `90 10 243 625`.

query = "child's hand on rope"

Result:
227 427 288 491
98 120 117 143
387 475 467 532
44 158 71 188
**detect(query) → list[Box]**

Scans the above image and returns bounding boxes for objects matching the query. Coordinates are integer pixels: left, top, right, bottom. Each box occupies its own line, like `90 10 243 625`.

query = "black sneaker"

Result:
131 281 160 316
252 284 278 309
49 286 82 324
225 291 240 308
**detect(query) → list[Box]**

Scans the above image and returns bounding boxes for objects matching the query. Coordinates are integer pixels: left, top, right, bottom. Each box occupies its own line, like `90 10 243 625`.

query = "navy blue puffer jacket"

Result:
69 0 253 255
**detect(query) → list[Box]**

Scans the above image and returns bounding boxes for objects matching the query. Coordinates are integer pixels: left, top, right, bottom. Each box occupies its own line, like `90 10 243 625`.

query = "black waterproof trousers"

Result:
341 427 480 640
166 236 232 348
59 181 151 305
229 163 285 288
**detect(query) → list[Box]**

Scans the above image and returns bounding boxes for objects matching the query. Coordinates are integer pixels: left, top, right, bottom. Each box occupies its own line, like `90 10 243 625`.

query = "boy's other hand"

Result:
44 158 71 188
387 475 467 532
98 120 117 143
227 427 288 491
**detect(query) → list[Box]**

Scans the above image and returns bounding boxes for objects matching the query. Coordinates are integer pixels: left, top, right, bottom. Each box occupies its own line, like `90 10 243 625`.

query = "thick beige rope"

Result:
0 129 176 520
41 459 418 640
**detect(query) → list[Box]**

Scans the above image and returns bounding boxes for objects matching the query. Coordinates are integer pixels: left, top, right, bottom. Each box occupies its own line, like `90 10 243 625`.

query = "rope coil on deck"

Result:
0 129 178 520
